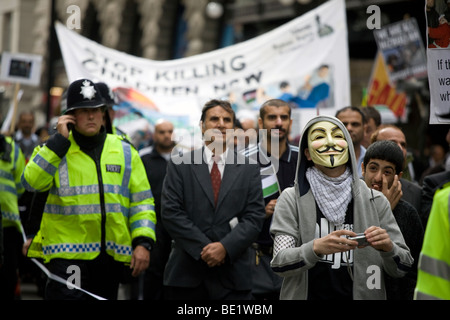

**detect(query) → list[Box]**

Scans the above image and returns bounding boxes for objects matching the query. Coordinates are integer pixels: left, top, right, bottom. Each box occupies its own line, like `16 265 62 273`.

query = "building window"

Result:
173 4 188 59
82 2 101 44
1 12 12 52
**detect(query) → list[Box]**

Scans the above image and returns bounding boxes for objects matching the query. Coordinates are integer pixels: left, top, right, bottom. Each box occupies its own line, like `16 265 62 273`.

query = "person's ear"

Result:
304 148 312 161
398 171 403 180
258 117 263 129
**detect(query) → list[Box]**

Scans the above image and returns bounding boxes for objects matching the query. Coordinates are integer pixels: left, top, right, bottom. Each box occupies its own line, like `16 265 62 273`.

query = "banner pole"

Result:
9 82 20 136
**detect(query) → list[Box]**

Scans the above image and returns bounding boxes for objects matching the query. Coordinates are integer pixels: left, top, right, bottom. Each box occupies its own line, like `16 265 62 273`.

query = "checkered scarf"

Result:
305 166 352 227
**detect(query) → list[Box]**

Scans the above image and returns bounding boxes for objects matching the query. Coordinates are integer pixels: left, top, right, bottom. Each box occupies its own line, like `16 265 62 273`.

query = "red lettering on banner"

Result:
368 80 405 118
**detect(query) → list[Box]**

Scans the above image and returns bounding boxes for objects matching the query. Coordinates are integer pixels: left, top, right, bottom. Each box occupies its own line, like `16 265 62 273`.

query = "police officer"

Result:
95 82 128 140
0 132 25 299
415 182 450 300
22 79 156 300
0 207 3 266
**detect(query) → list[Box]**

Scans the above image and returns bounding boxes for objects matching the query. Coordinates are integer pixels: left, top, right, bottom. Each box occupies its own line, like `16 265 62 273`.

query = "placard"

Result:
0 52 43 86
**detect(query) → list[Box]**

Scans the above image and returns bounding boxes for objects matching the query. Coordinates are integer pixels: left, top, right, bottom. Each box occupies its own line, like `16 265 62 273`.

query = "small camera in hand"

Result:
348 233 369 246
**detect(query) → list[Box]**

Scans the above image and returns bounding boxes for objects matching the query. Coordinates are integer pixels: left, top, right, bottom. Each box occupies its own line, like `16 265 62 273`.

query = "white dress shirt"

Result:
204 145 226 177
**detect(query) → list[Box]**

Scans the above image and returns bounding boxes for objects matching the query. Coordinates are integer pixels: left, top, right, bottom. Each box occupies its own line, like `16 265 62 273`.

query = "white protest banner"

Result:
425 0 450 124
428 50 450 124
55 0 349 143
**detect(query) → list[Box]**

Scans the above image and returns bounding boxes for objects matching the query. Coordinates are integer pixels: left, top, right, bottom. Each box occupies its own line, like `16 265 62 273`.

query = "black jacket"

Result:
161 147 265 293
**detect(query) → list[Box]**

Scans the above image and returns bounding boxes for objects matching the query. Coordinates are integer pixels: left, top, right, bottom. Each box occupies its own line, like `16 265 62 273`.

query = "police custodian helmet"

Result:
96 82 116 108
63 79 105 114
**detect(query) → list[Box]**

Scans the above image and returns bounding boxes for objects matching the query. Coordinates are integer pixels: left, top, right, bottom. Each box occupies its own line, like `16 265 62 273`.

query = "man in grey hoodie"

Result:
270 115 413 300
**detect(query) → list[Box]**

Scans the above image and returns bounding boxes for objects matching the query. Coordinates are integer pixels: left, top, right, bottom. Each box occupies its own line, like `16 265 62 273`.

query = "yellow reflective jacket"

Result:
415 183 450 300
0 135 25 232
22 132 156 263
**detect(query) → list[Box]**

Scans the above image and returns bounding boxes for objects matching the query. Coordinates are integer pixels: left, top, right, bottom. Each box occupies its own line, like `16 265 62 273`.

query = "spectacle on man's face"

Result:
306 121 349 168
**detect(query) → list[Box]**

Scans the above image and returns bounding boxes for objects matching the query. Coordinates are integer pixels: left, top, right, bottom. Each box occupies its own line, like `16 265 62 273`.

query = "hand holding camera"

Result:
364 226 393 252
347 233 369 247
347 226 393 252
313 226 394 256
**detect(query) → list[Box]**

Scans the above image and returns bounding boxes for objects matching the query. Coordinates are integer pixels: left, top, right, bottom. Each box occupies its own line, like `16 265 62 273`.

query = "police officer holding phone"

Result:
22 79 156 300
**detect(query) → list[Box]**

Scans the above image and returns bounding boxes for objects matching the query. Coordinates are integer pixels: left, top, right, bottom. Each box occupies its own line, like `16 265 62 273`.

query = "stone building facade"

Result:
0 0 227 127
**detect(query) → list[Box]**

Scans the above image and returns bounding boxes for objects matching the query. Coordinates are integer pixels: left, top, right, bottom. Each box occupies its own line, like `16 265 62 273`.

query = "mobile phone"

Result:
67 123 74 132
348 233 369 246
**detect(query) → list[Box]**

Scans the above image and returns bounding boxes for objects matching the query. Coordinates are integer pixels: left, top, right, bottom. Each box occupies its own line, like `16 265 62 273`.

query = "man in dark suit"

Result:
161 99 265 300
421 170 450 228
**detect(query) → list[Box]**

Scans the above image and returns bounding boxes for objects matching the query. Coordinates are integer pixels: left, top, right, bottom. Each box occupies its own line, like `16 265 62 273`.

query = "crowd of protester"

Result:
1 82 449 300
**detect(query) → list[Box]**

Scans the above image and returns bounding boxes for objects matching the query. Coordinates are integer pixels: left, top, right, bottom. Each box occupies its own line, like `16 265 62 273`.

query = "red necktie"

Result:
210 159 221 206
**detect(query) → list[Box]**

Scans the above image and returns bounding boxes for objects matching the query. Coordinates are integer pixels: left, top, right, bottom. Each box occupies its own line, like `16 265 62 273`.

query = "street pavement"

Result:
19 281 129 300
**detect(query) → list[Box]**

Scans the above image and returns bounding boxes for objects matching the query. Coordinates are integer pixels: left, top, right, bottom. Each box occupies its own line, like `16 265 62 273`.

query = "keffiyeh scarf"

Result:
305 166 353 226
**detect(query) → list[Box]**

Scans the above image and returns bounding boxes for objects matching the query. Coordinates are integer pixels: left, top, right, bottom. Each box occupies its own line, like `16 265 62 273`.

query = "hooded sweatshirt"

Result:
270 115 413 300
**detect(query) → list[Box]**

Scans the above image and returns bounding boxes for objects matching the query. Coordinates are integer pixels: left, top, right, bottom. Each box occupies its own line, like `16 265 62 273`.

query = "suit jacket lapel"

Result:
216 150 240 208
191 147 215 207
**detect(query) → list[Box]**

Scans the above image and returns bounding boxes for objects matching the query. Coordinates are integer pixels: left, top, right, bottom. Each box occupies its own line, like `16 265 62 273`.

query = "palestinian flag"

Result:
260 165 280 198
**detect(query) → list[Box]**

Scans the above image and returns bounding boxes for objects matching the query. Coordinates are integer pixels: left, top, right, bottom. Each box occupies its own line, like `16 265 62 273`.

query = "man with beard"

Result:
244 99 298 299
14 111 39 163
140 119 176 299
270 115 412 300
335 106 367 177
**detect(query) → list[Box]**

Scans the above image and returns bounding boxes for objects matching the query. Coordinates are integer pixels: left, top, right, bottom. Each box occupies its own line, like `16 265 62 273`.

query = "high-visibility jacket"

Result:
415 183 450 300
22 132 156 264
0 135 25 232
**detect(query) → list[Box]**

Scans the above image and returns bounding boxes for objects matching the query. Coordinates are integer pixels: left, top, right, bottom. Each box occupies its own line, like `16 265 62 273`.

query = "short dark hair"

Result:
18 111 35 121
259 99 291 119
335 106 366 124
359 106 381 127
200 99 235 124
363 140 404 174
